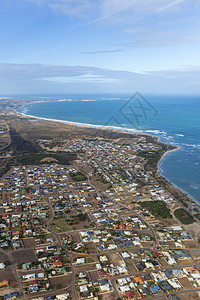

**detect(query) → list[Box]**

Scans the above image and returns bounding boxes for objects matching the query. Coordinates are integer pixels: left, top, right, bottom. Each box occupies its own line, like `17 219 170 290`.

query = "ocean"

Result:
15 94 200 203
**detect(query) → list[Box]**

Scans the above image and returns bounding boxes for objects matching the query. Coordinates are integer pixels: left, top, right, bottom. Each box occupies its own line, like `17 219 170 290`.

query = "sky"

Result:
0 0 200 95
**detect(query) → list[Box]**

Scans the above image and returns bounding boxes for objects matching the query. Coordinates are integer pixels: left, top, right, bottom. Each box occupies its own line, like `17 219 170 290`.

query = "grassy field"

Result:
174 208 195 224
50 217 71 233
140 200 172 219
50 213 93 233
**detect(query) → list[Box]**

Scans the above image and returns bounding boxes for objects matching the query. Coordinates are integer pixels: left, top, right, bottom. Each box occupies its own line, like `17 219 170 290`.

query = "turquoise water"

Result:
16 94 200 203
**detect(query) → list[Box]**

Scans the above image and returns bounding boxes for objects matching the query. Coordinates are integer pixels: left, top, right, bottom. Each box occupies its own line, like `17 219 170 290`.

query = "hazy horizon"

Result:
0 1 200 94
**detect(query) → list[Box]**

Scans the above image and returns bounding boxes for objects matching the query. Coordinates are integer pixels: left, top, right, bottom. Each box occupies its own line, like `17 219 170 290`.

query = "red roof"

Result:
99 270 107 276
53 261 62 266
125 291 135 298
120 224 126 228
28 280 37 286
51 255 62 261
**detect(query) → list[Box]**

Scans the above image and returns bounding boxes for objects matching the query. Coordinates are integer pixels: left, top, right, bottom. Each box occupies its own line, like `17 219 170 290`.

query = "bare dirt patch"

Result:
0 252 9 262
12 249 38 264
71 232 82 244
191 250 200 258
178 277 194 289
74 263 97 273
0 270 15 282
40 157 58 163
126 263 138 274
101 292 118 300
22 238 36 248
48 274 72 290
158 258 169 268
176 291 200 300
85 241 97 254
177 259 193 266
185 223 200 239
88 270 100 281
167 241 176 248
182 240 200 249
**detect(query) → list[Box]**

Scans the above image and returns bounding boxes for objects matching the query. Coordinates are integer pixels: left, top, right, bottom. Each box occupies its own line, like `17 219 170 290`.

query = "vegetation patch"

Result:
7 129 38 154
16 152 76 165
50 213 91 233
50 218 71 233
140 200 172 219
139 143 176 172
69 171 87 182
0 161 11 178
23 186 33 194
174 208 195 224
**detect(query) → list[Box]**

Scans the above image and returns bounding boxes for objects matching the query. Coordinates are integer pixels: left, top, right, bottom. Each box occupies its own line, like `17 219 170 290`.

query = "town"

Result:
1 113 200 300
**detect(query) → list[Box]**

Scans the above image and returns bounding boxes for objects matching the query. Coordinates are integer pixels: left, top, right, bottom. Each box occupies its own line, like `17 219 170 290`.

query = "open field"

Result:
50 215 93 233
0 252 9 262
12 249 38 264
50 217 71 232
0 270 15 282
48 275 72 290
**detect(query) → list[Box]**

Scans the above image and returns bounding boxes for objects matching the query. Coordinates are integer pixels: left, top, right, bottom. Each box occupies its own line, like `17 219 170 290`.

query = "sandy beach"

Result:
157 146 180 175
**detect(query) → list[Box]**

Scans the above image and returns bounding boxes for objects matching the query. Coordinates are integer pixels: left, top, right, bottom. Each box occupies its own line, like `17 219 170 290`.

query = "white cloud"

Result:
49 0 96 18
82 49 124 54
41 73 121 83
146 66 200 81
0 63 200 94
28 0 188 19
156 0 185 12
27 0 200 46
28 0 97 18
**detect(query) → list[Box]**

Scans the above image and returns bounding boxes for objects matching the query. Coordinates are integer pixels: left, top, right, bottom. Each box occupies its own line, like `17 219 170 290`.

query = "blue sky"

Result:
0 0 200 94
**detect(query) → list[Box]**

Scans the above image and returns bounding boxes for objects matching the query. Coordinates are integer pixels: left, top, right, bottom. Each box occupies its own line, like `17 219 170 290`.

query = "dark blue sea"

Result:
15 94 200 203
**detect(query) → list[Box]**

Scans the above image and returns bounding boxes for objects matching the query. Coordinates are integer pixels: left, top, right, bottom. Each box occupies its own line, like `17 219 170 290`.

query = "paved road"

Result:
0 247 25 299
8 252 25 300
111 265 200 300
4 161 197 300
147 167 200 233
46 197 78 300
69 257 78 300
95 160 158 245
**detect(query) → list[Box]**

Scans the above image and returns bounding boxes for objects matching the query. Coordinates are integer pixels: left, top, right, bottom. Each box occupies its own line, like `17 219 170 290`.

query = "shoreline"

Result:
15 101 167 138
14 108 198 206
157 146 180 176
157 147 199 205
159 170 197 204
15 110 146 135
15 109 178 162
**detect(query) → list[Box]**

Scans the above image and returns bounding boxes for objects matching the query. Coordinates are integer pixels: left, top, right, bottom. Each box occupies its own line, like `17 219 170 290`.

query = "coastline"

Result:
157 146 199 205
15 101 166 138
157 146 180 176
15 108 178 164
158 155 198 204
15 110 144 135
14 108 198 206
